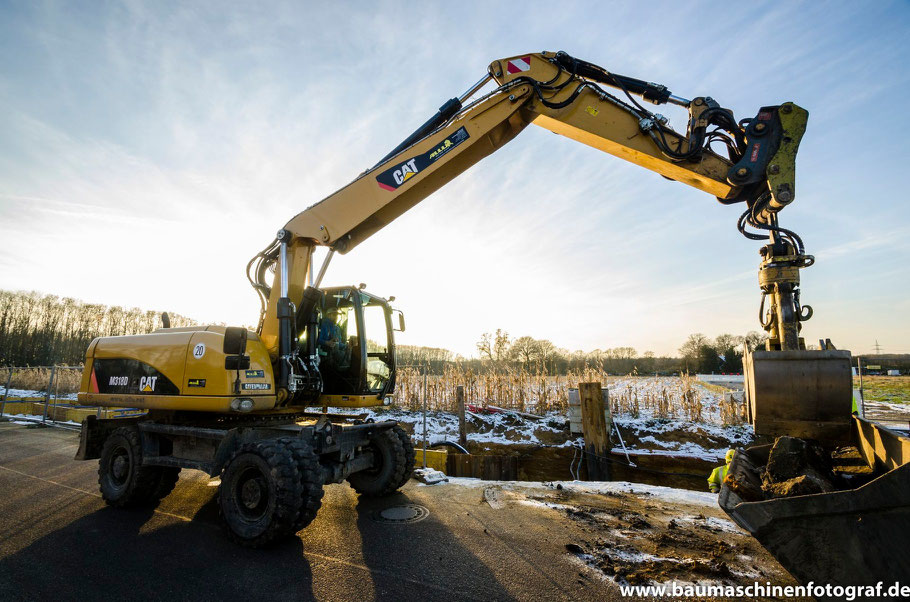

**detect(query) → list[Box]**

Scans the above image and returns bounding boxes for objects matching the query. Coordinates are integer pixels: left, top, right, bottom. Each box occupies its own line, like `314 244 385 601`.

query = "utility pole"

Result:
873 340 882 355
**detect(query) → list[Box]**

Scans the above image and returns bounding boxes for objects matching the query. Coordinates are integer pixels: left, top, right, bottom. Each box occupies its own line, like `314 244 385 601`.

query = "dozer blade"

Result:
744 349 853 444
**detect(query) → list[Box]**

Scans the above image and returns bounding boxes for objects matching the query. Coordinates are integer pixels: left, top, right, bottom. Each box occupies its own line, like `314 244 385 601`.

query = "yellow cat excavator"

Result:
74 51 853 552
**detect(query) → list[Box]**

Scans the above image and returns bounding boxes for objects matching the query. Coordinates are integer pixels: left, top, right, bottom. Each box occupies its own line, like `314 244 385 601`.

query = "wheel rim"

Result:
109 445 131 489
235 466 270 521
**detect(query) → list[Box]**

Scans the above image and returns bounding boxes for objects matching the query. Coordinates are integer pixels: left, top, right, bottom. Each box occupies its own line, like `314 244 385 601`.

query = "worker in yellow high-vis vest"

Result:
708 449 736 493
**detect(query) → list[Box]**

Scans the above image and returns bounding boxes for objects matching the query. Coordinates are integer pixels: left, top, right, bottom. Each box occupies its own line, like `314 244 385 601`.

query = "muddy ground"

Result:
468 479 799 590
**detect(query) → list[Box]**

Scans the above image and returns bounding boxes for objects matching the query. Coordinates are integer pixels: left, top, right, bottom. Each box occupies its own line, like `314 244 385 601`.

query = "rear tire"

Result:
392 426 415 489
281 438 325 532
218 440 302 548
348 429 407 497
98 427 160 508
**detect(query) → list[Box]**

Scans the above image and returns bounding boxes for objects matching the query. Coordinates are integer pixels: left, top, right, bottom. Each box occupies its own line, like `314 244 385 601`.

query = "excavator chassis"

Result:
75 413 391 479
75 412 414 546
720 417 910 588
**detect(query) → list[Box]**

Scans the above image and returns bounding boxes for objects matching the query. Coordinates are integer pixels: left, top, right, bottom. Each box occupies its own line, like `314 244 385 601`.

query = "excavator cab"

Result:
302 286 398 405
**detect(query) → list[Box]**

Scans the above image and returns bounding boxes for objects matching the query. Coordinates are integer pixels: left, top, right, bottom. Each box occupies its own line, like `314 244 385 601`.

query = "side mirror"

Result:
223 327 248 355
393 310 406 333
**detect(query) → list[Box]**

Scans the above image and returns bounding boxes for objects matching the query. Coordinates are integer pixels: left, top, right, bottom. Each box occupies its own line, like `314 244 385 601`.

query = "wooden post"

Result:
456 385 467 447
579 381 611 481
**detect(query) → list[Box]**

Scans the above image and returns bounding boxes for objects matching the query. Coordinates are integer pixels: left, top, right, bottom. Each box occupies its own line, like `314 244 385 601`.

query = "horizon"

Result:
3 287 906 361
2 2 908 358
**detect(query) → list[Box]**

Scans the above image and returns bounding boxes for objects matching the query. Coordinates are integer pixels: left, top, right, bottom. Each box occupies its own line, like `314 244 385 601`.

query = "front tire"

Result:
281 438 325 532
98 427 160 508
218 440 302 548
348 429 407 497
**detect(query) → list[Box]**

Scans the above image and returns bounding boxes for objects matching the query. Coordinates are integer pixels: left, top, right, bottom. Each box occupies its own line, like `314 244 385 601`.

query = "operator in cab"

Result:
318 308 350 371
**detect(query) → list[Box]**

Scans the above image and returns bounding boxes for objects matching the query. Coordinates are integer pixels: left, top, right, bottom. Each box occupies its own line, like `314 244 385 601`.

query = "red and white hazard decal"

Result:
506 56 531 74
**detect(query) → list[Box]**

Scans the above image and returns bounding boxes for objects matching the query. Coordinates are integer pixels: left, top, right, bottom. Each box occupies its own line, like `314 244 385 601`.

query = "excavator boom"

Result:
258 51 808 363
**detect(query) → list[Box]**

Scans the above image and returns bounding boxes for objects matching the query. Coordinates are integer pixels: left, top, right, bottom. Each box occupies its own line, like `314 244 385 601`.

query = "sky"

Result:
1 1 908 358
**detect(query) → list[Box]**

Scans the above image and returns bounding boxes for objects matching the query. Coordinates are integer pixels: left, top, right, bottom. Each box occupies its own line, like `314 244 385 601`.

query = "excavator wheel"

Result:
348 429 407 497
391 425 415 489
218 440 303 548
280 438 325 532
98 427 163 508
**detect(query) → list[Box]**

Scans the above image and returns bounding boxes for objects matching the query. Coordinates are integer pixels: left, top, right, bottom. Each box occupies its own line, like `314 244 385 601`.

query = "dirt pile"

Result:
760 436 836 498
725 437 877 502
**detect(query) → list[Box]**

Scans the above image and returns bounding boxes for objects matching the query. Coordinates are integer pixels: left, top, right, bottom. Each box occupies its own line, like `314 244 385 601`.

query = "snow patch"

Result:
0 387 78 401
1 413 80 427
443 478 719 508
413 468 448 485
678 515 743 534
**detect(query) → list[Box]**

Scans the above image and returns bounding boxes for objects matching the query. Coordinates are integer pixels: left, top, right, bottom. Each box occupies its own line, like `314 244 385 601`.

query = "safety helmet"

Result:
725 449 736 463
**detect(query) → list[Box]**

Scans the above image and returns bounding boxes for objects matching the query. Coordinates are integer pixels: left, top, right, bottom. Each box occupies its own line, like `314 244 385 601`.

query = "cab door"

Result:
358 292 395 395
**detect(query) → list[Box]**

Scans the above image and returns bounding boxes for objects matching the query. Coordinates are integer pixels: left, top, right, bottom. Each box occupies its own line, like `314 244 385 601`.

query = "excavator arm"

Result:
251 51 810 378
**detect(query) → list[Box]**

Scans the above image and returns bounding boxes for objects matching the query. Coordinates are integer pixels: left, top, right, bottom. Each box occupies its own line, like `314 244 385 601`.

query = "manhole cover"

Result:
371 504 429 524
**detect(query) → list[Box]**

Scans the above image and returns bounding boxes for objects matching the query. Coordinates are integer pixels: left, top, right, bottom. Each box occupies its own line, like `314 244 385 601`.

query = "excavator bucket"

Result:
744 349 853 444
719 418 910 587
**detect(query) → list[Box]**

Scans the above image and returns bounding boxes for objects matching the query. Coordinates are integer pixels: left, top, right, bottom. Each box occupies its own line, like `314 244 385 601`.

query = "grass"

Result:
855 376 910 405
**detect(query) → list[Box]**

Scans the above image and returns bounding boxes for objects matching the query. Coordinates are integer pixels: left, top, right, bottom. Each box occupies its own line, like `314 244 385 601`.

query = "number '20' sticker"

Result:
193 343 206 359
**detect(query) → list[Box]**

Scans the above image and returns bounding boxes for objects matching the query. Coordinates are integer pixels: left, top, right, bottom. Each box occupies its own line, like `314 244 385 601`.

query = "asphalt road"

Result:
0 423 615 601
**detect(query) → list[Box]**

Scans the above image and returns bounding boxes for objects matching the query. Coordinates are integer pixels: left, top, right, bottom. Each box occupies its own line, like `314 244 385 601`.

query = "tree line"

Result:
399 329 768 375
0 290 197 366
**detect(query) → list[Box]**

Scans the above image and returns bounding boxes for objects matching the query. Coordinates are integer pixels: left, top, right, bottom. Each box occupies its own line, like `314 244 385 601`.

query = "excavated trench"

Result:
445 441 720 491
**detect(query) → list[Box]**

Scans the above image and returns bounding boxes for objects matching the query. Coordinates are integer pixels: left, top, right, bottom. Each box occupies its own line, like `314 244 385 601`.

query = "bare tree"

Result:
509 336 538 367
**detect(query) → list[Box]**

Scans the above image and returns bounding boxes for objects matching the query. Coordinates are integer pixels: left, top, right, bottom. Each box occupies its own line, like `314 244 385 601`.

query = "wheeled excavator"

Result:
75 52 880 563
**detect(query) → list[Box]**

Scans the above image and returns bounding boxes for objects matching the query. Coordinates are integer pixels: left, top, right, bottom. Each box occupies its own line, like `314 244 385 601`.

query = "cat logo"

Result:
392 158 419 186
139 376 158 392
376 127 470 191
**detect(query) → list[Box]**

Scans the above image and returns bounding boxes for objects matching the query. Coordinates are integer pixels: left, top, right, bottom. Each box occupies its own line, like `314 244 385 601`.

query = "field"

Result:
0 367 81 400
855 375 910 404
342 373 754 462
2 366 751 461
395 366 748 425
